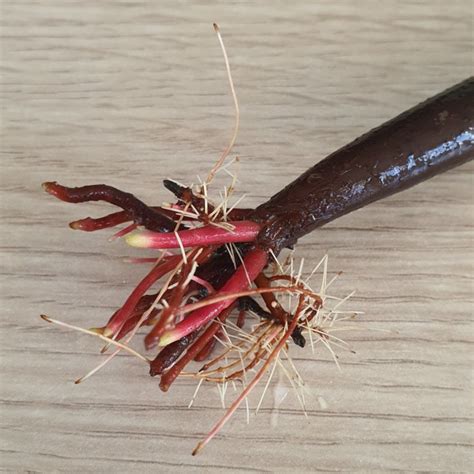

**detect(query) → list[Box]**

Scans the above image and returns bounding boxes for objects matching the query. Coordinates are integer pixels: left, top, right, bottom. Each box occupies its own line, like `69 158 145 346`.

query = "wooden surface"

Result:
2 1 473 472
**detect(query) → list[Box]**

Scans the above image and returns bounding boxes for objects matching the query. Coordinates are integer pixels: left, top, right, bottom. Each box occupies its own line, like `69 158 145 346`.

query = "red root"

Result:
158 305 235 392
69 210 131 231
158 248 268 346
105 255 182 337
69 207 181 232
143 246 217 349
193 329 221 361
114 295 160 341
149 331 200 377
126 221 261 249
43 182 177 232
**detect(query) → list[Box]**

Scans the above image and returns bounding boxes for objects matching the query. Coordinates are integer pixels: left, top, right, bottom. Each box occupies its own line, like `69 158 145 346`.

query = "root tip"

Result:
163 179 185 197
192 442 203 456
69 218 95 231
42 181 54 192
42 181 60 196
125 232 149 248
40 314 52 323
89 327 105 336
213 22 219 32
157 332 175 347
69 221 81 230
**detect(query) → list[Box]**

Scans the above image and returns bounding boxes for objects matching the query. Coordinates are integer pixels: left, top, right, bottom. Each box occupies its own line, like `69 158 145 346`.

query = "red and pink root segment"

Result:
125 221 261 249
157 247 268 345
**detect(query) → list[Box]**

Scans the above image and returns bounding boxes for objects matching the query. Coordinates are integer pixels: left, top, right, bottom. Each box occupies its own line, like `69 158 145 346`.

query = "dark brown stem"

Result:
254 78 474 252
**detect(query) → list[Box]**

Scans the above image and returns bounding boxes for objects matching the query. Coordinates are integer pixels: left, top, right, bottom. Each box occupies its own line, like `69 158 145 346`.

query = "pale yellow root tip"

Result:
125 232 150 248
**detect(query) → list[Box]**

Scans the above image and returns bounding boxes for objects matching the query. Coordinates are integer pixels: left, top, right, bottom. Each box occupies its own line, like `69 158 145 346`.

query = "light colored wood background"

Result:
1 1 473 472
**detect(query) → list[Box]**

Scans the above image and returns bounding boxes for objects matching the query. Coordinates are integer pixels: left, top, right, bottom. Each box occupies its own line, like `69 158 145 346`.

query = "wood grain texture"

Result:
1 1 473 472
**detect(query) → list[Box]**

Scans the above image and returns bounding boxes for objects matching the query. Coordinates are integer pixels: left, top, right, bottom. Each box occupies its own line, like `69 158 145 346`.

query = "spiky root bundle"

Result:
42 177 359 454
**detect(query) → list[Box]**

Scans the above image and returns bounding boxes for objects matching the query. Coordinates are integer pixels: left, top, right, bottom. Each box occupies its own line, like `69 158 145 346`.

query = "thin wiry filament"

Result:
206 23 240 184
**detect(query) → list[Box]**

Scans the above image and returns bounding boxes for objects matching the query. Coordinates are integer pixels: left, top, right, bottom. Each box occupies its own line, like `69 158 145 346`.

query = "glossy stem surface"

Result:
254 78 474 252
